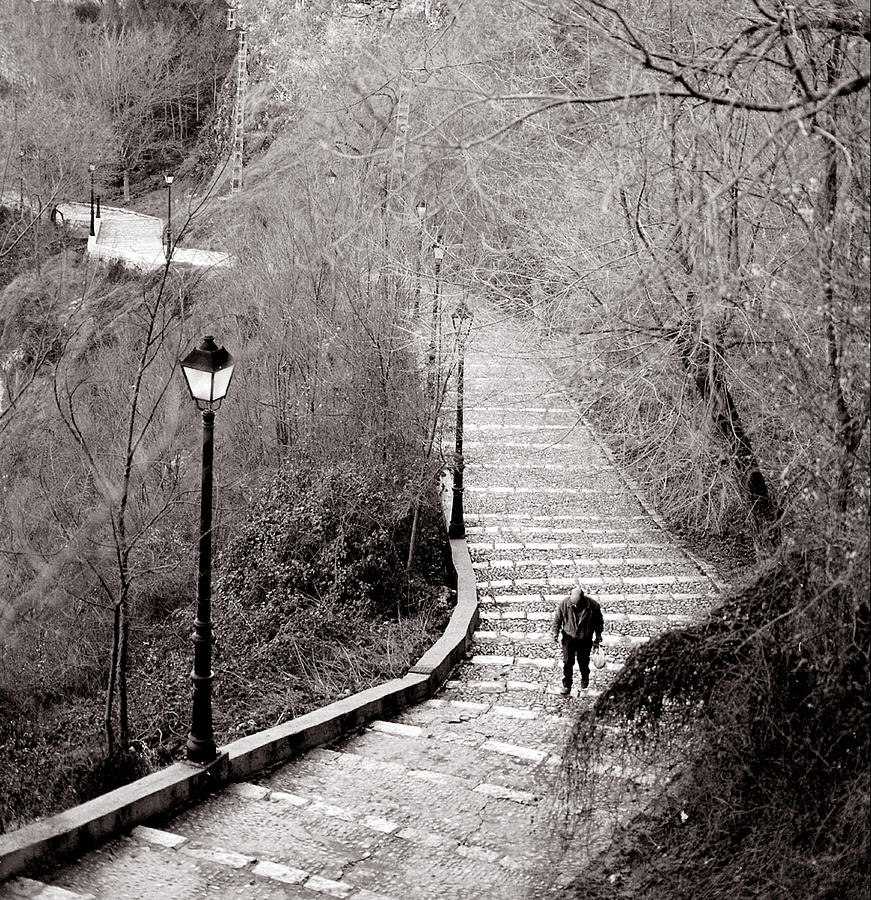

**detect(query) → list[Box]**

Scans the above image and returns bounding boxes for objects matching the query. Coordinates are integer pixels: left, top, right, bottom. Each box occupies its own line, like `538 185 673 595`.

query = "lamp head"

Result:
89 164 95 173
164 174 175 186
180 336 235 410
433 244 445 261
416 200 427 220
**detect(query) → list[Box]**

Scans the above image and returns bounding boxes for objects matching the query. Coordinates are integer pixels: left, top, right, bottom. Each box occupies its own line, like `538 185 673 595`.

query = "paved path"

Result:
0 305 720 899
1 192 230 272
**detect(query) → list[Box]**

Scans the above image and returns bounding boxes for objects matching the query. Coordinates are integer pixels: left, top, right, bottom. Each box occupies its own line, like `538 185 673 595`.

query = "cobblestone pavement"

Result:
1 305 721 899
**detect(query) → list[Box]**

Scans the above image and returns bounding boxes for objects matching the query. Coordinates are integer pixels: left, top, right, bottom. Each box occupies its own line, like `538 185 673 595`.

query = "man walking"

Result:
552 586 604 695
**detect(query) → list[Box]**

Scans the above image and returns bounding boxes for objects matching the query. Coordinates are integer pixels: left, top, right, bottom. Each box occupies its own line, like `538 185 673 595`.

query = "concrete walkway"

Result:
0 193 230 272
0 305 720 899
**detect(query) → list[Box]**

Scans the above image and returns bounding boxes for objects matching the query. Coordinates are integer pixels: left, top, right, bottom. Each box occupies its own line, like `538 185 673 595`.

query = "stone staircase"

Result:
0 304 720 900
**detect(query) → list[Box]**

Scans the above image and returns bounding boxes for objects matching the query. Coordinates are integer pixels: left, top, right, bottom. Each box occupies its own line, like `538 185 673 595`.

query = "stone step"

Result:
466 512 655 525
465 485 641 505
464 472 630 492
257 744 550 854
0 879 96 899
32 824 376 900
392 699 568 750
476 574 712 595
471 555 700 576
462 440 596 453
467 539 671 553
463 422 584 433
442 677 612 701
471 629 648 646
444 673 622 702
261 743 538 809
466 482 642 502
469 632 647 660
479 592 711 619
367 719 555 765
477 610 694 637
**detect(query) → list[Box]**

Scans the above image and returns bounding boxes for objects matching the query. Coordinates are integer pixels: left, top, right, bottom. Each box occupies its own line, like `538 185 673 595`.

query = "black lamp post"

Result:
179 336 236 764
18 149 25 212
89 164 95 237
413 200 427 315
449 299 473 538
427 240 445 403
164 174 175 259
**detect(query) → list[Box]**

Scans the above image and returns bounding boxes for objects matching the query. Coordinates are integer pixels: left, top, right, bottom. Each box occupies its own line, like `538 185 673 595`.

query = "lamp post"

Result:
89 164 95 237
449 299 473 538
164 174 175 259
413 199 427 315
427 239 445 402
179 336 236 764
18 149 25 212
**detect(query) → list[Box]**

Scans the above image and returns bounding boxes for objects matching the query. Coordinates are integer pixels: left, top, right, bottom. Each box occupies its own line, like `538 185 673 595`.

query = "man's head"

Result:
570 587 585 605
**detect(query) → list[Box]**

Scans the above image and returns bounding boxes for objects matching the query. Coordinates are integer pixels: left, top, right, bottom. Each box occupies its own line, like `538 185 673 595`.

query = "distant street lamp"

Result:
449 299 473 538
163 175 175 259
164 174 175 260
18 149 25 212
413 200 427 315
427 239 445 402
89 164 95 237
180 336 236 764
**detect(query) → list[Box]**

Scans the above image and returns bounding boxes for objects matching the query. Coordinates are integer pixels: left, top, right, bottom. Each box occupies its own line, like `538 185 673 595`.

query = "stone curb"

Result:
0 530 478 882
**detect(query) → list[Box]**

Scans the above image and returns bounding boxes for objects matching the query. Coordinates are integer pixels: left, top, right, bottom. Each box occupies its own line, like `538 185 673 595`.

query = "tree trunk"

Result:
117 593 129 747
679 324 780 539
104 601 121 753
817 36 863 519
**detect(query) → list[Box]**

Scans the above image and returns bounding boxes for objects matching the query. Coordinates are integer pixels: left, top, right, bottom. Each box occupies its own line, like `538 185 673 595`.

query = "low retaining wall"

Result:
0 529 478 882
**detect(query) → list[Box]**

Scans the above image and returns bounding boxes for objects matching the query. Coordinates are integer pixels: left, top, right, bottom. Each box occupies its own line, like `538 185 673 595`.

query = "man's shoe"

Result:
559 685 570 696
581 679 589 689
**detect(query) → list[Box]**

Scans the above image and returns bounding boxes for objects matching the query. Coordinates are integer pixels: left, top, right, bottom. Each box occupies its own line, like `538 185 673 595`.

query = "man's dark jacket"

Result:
551 592 603 642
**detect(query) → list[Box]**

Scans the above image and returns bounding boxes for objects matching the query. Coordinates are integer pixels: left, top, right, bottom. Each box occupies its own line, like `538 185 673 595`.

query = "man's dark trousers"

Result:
562 633 593 689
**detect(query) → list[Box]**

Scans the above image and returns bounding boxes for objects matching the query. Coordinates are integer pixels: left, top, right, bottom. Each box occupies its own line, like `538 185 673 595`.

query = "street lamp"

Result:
89 164 95 237
448 297 472 538
413 200 427 315
449 299 473 538
179 336 236 763
164 174 175 259
18 149 25 212
427 239 445 402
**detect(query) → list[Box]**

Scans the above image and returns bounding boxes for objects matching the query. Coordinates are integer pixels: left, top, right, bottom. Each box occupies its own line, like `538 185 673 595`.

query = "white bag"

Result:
592 646 606 669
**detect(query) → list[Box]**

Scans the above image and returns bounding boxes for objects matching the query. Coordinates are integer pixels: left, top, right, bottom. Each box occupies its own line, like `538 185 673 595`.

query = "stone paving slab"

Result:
45 838 303 900
391 704 566 750
170 793 375 878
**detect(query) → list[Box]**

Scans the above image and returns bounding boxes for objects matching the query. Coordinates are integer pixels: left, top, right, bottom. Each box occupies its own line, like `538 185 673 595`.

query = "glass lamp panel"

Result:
182 366 214 403
211 365 234 401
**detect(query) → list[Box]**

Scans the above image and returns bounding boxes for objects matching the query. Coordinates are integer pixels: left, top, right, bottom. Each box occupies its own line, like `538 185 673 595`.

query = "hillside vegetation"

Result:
0 0 456 830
